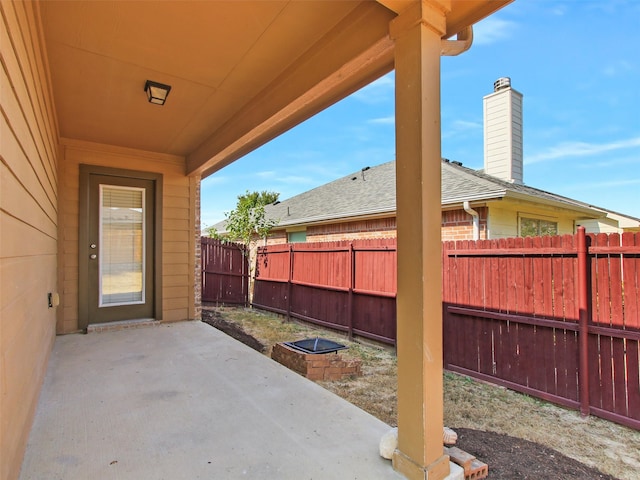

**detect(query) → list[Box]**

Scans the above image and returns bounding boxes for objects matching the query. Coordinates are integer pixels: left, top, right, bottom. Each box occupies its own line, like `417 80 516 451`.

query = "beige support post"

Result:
390 1 450 479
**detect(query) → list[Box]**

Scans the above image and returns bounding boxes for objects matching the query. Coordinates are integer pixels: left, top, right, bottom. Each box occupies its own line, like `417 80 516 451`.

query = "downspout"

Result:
463 201 480 240
447 29 477 242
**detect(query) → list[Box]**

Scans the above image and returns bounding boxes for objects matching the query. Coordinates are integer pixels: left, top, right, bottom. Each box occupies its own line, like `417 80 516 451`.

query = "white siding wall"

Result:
483 86 523 184
487 202 577 239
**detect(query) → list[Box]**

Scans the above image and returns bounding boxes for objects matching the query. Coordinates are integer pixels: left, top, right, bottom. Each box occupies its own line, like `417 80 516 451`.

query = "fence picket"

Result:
622 233 639 329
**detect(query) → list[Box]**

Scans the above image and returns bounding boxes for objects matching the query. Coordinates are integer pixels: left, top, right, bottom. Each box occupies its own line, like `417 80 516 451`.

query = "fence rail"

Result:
251 230 640 430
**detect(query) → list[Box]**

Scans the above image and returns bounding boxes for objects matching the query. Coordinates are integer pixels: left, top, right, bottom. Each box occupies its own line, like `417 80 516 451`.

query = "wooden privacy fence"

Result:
201 237 248 305
443 228 640 430
252 230 640 430
253 239 397 344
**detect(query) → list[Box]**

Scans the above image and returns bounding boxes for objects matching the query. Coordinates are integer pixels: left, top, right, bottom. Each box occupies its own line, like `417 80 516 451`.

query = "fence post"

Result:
348 242 355 341
243 243 249 307
577 226 590 417
287 244 293 321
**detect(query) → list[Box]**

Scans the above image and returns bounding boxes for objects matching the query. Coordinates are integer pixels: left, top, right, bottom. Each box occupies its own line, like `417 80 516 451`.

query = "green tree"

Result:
207 190 279 302
207 190 279 250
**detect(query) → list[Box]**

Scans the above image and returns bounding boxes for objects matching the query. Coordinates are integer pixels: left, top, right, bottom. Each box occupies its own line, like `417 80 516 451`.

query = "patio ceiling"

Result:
39 0 510 178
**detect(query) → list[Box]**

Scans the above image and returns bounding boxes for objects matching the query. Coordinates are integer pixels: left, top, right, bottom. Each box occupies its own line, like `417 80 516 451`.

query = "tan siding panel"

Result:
0 71 57 218
0 212 57 257
163 241 189 253
9 1 57 179
163 252 190 265
1 164 57 238
0 3 59 478
163 274 189 287
1 314 54 480
165 195 190 209
164 286 189 299
163 308 189 322
164 218 190 231
0 12 56 205
163 263 190 276
163 297 188 310
163 229 190 242
0 256 56 347
164 206 189 220
164 184 190 197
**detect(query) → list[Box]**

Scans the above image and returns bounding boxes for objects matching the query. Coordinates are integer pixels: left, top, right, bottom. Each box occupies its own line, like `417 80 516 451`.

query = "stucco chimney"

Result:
483 77 523 184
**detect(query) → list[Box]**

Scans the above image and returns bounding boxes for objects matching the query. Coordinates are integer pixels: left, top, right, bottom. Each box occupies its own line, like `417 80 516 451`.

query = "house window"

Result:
520 217 558 237
287 230 306 243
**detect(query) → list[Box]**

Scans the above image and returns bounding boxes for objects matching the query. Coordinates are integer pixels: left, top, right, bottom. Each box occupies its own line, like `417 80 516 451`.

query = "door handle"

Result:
90 244 97 249
90 254 97 260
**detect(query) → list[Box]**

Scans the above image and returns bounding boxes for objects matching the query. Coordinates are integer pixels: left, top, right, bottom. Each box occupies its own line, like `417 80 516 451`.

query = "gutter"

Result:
441 26 473 56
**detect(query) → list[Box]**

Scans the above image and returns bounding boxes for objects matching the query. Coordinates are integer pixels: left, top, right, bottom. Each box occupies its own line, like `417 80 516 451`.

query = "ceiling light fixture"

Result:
144 80 171 105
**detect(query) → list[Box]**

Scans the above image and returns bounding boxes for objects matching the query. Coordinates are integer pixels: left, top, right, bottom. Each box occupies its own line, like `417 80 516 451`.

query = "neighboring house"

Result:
256 158 640 244
221 79 639 244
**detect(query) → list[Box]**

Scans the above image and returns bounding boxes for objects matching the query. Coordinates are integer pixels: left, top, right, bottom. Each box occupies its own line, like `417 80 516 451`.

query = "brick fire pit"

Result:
271 341 362 381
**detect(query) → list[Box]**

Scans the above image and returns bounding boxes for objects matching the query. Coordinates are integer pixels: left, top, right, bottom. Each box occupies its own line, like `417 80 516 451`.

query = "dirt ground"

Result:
202 307 640 480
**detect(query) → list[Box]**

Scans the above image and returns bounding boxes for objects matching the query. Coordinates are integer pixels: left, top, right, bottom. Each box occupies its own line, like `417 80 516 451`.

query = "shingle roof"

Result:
263 161 397 227
213 159 636 231
259 160 607 228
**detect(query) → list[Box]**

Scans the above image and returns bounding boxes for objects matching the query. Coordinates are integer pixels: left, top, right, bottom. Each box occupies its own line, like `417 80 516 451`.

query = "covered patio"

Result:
19 321 405 479
2 1 511 479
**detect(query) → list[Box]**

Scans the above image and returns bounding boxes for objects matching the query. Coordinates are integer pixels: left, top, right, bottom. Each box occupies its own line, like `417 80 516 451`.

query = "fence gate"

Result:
201 237 248 305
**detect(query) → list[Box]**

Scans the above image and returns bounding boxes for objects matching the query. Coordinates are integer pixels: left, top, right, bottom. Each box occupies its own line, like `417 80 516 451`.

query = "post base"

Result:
392 450 450 480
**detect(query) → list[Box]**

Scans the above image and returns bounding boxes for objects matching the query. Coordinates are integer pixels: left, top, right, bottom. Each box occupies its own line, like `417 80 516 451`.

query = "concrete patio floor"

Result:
19 320 406 480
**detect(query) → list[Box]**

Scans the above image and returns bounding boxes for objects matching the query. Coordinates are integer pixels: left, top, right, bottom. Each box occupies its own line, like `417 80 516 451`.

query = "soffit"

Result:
39 0 510 177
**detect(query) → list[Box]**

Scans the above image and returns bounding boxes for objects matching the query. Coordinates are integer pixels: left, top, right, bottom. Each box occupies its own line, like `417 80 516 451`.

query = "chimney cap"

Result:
494 77 511 92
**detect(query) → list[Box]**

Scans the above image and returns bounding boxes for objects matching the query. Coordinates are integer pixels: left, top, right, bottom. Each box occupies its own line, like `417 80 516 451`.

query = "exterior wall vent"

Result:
493 77 511 92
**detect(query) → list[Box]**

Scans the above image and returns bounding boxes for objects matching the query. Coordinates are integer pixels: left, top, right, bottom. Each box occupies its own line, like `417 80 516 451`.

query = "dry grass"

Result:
209 307 640 480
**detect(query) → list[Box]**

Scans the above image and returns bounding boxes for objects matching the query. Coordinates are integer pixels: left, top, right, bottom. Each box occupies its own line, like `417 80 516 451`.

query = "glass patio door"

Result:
84 174 155 324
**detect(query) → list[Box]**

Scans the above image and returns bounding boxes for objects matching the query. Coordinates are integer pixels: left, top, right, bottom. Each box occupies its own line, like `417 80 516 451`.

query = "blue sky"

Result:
201 0 640 228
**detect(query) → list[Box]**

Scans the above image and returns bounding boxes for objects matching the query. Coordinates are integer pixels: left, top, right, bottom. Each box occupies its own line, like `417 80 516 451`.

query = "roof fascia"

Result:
442 191 506 206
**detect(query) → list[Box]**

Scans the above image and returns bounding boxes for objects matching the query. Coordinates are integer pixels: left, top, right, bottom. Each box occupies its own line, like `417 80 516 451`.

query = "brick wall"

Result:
271 343 362 381
193 176 202 320
441 207 488 241
266 208 488 244
307 217 397 242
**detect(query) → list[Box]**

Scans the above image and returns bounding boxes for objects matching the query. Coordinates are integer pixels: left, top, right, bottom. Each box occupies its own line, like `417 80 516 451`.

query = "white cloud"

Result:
200 175 228 188
442 119 482 139
603 60 635 77
256 170 277 179
368 115 395 125
563 178 640 191
274 175 316 185
351 73 394 104
525 136 640 164
473 17 517 46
